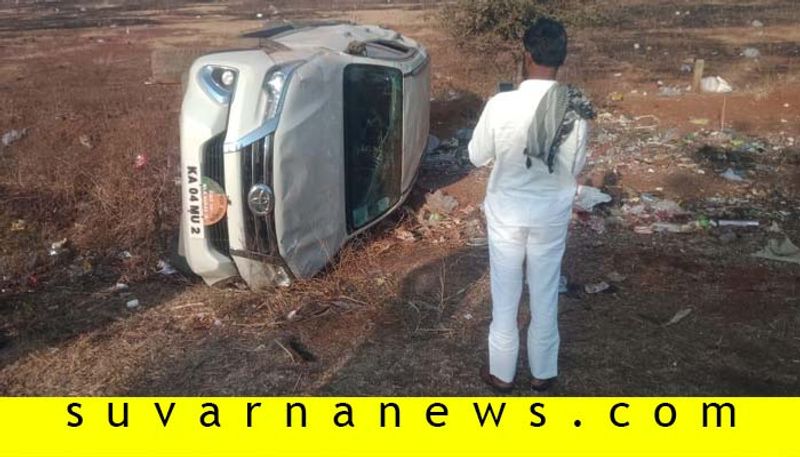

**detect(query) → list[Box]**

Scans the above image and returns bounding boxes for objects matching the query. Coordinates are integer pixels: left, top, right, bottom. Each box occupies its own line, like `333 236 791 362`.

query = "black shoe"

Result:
530 377 556 392
480 365 514 393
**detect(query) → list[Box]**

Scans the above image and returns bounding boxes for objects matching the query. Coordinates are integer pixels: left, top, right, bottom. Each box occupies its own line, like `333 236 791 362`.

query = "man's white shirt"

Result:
468 79 589 227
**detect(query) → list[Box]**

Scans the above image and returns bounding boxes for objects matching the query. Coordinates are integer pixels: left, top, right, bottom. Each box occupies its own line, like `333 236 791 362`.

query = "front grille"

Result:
202 132 230 256
241 136 279 256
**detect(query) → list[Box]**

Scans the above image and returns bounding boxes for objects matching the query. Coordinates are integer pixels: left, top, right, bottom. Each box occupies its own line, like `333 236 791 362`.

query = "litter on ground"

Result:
752 236 800 265
665 308 693 326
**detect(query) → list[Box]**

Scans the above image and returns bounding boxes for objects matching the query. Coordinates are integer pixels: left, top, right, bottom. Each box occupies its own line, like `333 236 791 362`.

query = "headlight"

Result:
199 65 237 104
261 61 303 122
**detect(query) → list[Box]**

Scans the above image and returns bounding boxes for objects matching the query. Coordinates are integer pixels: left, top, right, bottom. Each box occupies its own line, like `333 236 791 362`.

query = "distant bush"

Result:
439 0 603 52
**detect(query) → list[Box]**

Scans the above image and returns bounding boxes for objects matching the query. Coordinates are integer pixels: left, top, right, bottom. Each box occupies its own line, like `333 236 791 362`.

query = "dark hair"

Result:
523 18 568 68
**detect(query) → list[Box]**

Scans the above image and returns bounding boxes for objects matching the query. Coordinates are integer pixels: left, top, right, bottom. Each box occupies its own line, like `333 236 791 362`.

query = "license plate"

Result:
186 165 204 239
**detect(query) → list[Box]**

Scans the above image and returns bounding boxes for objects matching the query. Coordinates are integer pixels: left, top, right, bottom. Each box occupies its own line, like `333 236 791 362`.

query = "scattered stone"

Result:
2 128 27 147
742 47 761 59
10 219 26 232
584 281 611 294
720 168 747 182
606 271 627 283
134 153 148 169
79 134 92 149
658 86 682 97
395 228 416 243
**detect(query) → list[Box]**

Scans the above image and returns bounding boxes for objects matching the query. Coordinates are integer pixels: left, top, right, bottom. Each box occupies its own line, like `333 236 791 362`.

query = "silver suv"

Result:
178 22 430 289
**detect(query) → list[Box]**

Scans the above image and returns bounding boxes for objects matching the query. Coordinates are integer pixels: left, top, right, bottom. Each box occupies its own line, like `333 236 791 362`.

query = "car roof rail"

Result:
241 20 353 40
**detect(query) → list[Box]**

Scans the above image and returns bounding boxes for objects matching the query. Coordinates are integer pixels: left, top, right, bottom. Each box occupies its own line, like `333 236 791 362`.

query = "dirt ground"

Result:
1 0 799 396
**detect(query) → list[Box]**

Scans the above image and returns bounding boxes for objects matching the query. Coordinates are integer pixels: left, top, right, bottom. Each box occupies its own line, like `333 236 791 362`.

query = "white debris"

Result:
395 228 416 243
424 190 459 215
658 86 682 97
48 238 68 256
742 47 761 59
584 282 611 294
574 185 612 212
2 128 27 147
651 222 697 234
108 282 129 292
156 260 178 276
720 168 746 182
126 299 140 309
751 19 764 28
666 308 692 326
606 271 627 283
701 76 733 93
79 134 92 149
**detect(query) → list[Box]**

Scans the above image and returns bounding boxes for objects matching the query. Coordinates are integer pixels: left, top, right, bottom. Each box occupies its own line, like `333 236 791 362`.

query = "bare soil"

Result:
1 0 799 396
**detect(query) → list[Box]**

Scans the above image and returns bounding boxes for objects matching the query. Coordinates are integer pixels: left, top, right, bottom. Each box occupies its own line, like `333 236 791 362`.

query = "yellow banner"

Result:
0 398 797 456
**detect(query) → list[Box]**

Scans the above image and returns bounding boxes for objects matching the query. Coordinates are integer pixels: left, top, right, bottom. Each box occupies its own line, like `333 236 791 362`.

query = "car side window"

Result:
343 64 404 231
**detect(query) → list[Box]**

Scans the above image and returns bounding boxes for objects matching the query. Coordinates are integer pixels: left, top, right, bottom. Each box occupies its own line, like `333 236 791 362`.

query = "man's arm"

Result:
468 98 495 167
564 119 590 177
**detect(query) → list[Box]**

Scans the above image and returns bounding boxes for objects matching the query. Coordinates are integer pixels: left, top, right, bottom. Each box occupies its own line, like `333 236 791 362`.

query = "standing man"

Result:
468 18 594 392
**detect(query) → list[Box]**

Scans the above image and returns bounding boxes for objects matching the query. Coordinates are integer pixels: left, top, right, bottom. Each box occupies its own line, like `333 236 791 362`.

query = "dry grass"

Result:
0 44 181 285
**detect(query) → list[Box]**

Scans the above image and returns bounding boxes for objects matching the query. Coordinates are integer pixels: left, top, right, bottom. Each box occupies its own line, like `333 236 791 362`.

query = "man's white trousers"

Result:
487 220 569 382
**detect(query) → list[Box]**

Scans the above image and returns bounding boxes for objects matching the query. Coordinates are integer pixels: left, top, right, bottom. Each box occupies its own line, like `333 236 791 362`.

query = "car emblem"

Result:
247 184 274 216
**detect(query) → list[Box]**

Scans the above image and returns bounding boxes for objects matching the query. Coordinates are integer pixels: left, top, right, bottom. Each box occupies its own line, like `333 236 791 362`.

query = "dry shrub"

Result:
439 0 606 54
242 235 399 328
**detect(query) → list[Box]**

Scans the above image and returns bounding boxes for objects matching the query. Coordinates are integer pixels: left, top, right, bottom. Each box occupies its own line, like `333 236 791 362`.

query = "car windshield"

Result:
343 64 404 231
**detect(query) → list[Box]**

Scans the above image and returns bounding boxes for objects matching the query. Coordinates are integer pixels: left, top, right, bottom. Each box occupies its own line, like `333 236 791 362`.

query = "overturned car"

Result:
179 22 430 289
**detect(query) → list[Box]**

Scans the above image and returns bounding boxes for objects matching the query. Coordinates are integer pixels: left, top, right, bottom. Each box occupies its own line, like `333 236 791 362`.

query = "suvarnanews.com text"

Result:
65 400 736 430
